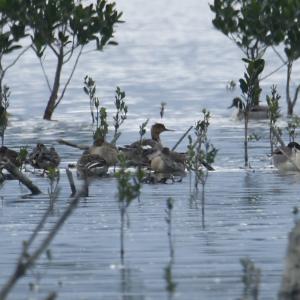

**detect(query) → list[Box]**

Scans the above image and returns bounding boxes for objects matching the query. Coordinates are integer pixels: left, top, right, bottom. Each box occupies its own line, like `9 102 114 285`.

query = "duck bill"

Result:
164 127 174 132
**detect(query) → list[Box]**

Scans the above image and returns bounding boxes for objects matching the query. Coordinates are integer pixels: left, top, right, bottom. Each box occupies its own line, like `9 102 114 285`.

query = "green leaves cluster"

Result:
231 58 265 112
210 0 269 59
84 76 128 143
210 0 300 115
18 0 123 57
187 109 217 190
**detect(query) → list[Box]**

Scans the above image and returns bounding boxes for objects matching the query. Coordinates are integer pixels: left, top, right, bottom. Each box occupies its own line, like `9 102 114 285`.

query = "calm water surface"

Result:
1 1 300 299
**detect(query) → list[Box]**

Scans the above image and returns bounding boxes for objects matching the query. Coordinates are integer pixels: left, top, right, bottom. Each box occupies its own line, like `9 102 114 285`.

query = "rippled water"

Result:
1 0 300 299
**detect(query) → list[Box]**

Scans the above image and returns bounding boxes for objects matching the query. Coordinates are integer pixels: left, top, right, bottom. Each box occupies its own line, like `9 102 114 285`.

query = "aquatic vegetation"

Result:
160 101 167 119
267 85 281 154
186 109 217 227
84 76 128 144
286 115 300 143
229 58 265 167
115 155 143 262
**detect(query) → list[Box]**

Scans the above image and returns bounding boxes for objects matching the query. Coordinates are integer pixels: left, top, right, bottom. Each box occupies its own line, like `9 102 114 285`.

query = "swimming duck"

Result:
0 146 20 167
29 143 60 171
273 142 300 171
120 123 173 166
77 137 118 177
236 105 269 120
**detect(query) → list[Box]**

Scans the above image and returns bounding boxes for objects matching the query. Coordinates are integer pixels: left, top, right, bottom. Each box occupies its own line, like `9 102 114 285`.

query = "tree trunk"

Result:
43 48 64 120
286 61 293 116
244 112 249 167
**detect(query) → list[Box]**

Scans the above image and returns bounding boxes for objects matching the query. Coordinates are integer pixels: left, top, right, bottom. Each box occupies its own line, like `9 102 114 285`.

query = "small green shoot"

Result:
266 85 281 154
116 154 143 262
112 87 127 144
229 58 265 167
286 115 300 143
160 102 167 118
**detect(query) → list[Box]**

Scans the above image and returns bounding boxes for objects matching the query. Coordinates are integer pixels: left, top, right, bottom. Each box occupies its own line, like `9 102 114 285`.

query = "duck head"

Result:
93 137 105 147
151 123 173 142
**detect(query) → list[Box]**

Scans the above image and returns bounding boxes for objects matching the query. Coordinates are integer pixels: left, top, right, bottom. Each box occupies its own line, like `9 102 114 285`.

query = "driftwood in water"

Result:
66 168 76 197
57 139 89 150
279 216 300 300
172 125 193 151
1 159 41 195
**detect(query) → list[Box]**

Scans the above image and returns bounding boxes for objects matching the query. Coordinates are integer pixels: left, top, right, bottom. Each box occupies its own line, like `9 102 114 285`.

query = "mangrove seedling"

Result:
186 109 217 228
47 166 60 211
286 115 300 143
160 102 167 119
14 0 123 120
0 85 9 146
230 58 265 167
266 85 281 154
112 87 128 144
115 154 143 262
17 146 28 171
84 75 108 142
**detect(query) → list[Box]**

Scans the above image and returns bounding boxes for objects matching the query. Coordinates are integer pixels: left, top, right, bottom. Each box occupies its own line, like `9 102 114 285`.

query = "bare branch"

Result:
4 45 31 73
38 56 52 92
54 45 84 110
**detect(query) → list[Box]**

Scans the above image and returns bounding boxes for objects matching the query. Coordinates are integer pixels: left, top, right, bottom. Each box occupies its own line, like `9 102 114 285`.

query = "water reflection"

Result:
164 259 177 300
120 266 144 300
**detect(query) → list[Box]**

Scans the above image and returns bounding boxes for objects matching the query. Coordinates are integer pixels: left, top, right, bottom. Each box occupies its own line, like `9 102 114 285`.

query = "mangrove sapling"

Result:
16 0 123 120
230 58 265 167
160 102 167 119
84 76 128 144
115 155 143 262
0 187 85 300
240 257 261 300
286 115 300 143
84 75 108 142
186 110 217 228
112 87 127 144
210 0 269 61
266 86 281 155
17 146 28 171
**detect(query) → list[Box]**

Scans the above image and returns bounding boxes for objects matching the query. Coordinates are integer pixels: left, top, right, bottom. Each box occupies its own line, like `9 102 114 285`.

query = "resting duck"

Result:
77 137 118 177
119 123 173 166
150 147 186 175
273 142 300 171
0 146 20 167
29 143 60 171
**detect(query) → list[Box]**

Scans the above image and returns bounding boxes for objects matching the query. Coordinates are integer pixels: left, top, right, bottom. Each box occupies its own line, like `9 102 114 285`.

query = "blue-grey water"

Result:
1 1 300 299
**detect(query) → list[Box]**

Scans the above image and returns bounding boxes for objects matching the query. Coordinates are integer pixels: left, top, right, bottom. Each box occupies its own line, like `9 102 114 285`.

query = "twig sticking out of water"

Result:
0 188 85 300
240 257 261 300
1 159 41 195
66 168 76 197
171 126 193 151
57 139 89 150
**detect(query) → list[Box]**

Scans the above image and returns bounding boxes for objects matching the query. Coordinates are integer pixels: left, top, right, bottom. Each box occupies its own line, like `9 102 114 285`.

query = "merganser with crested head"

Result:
119 123 173 166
